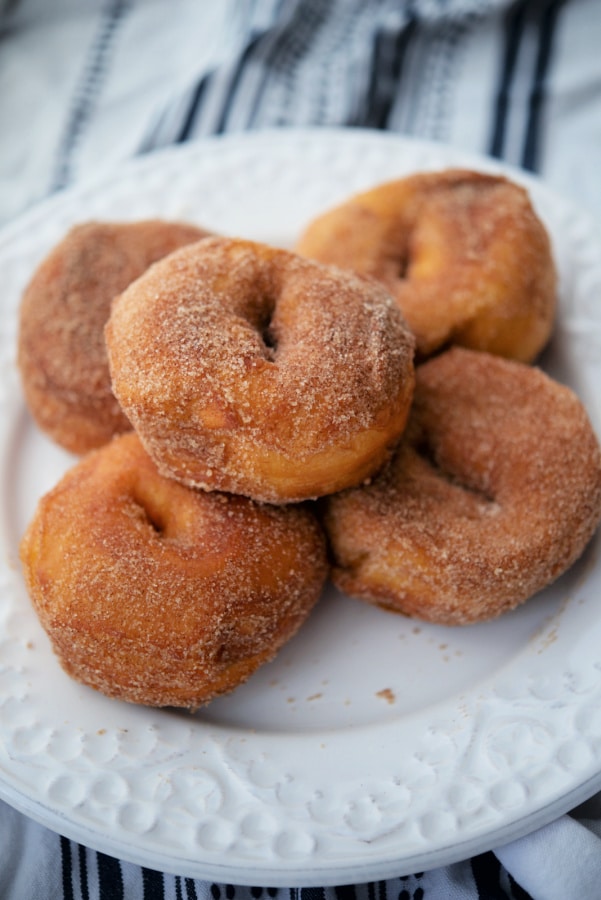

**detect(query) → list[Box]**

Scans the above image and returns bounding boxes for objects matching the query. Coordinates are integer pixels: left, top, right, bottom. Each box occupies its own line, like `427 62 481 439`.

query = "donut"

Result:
322 347 601 625
18 219 211 454
105 236 416 504
19 432 328 708
295 169 557 362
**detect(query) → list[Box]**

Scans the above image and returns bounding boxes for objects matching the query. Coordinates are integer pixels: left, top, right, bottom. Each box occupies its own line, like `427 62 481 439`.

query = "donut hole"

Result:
127 475 189 541
259 313 278 356
376 223 411 284
414 433 496 509
395 248 410 281
130 490 166 537
245 293 278 359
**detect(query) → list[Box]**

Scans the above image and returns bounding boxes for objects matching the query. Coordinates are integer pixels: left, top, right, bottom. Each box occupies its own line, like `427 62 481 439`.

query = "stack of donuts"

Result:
17 169 601 710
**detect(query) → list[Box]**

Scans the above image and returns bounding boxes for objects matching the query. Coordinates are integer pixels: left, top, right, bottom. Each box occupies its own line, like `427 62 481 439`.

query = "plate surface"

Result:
2 128 601 887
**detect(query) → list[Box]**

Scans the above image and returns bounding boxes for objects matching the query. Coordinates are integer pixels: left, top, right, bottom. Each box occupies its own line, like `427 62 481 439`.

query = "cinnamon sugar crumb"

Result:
376 688 396 704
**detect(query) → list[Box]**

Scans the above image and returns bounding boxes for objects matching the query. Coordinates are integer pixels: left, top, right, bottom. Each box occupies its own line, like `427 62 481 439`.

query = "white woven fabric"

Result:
2 0 601 226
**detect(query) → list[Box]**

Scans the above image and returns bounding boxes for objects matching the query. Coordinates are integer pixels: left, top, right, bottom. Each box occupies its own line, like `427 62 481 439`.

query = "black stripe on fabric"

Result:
175 74 212 143
51 0 129 191
398 874 424 898
175 876 184 900
142 867 165 900
173 0 332 141
60 836 74 900
78 843 90 900
1 0 20 11
521 0 565 172
334 886 357 900
219 0 329 133
508 872 534 900
361 14 417 130
174 21 269 141
97 851 124 900
244 2 323 129
488 0 529 159
0 0 20 31
300 889 326 900
214 31 267 134
471 851 508 900
185 878 199 900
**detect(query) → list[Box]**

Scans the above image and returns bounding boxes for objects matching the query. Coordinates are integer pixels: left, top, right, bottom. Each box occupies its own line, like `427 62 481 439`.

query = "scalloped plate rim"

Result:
1 128 601 887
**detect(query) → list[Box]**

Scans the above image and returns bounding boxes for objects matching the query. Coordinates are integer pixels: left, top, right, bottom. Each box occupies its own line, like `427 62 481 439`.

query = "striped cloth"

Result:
2 1 601 897
5 793 601 899
1 0 600 225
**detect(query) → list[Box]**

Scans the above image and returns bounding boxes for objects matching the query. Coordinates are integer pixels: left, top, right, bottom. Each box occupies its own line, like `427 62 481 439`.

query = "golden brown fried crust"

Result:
18 219 211 454
295 169 557 362
19 433 328 708
106 236 416 504
322 347 601 625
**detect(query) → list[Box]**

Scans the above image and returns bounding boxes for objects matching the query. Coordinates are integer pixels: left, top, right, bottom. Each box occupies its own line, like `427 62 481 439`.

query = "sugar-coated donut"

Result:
106 236 416 504
18 219 211 454
296 169 557 362
322 347 601 625
20 433 328 708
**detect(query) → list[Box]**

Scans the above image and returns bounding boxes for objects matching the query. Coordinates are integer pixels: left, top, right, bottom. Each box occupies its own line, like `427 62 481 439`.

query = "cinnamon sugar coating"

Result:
295 169 557 362
19 433 328 708
106 236 416 504
323 347 601 625
18 219 211 454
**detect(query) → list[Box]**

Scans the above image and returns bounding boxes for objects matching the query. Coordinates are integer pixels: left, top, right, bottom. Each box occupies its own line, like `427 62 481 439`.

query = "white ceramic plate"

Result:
2 128 601 888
